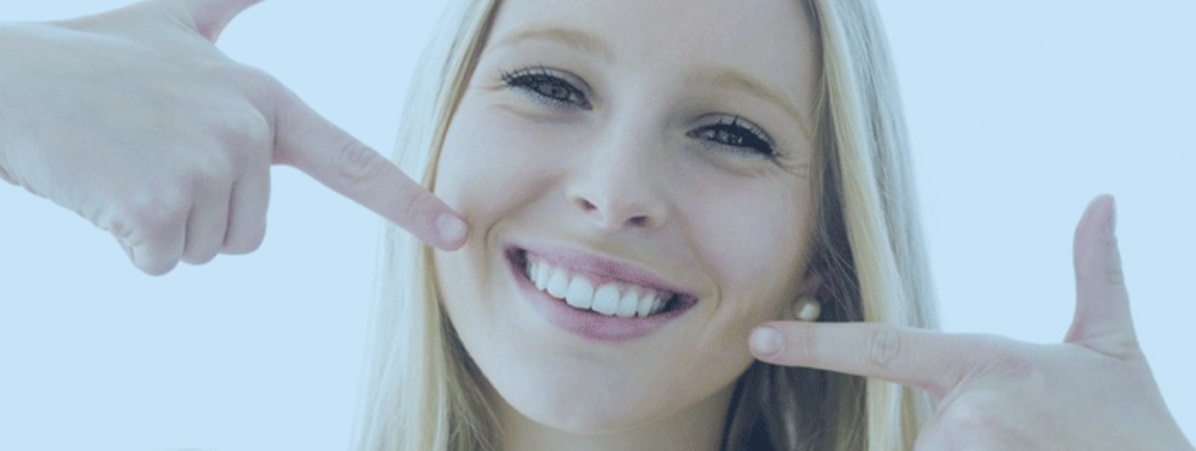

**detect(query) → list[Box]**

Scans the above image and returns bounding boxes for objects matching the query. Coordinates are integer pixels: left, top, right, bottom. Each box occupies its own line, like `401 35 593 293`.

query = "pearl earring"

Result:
793 296 822 322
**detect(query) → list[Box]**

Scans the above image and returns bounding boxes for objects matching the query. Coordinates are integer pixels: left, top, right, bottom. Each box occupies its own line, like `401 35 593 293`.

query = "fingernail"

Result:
750 327 782 356
436 213 467 246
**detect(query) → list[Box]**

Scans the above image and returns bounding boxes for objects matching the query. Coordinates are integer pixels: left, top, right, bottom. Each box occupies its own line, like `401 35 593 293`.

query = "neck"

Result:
499 385 734 451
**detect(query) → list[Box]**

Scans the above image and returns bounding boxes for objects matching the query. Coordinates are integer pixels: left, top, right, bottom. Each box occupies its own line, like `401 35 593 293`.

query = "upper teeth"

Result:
525 255 670 318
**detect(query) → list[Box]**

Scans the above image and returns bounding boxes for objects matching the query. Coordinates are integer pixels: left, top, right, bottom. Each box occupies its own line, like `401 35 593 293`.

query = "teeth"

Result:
565 277 595 309
524 255 673 318
546 268 570 299
534 261 550 291
592 284 621 316
632 288 653 318
616 288 639 318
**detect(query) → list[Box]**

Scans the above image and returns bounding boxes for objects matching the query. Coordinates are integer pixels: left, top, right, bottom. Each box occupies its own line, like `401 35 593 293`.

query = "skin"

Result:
432 0 819 449
753 196 1193 450
4 1 1191 450
0 0 468 276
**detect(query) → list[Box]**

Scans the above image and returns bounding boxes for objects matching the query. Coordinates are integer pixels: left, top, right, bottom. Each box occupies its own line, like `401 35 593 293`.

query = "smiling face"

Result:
432 0 820 444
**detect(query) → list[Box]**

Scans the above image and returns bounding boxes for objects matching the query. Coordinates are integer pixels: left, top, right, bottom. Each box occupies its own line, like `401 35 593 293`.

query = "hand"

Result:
0 0 467 276
750 196 1193 450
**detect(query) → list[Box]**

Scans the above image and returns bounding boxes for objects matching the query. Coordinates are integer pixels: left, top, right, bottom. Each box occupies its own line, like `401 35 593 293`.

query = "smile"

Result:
506 245 699 341
525 254 672 318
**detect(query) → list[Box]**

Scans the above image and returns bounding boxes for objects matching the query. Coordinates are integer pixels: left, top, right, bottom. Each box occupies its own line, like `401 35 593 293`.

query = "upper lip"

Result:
507 242 697 300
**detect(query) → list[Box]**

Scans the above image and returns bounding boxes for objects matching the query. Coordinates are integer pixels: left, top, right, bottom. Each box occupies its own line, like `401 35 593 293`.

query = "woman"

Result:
360 0 935 448
0 0 1190 450
356 0 1190 449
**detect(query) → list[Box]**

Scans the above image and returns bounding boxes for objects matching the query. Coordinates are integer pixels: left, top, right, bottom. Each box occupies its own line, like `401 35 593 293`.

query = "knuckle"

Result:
193 120 266 186
867 325 903 370
189 153 240 191
214 62 280 96
214 109 272 153
125 190 190 229
200 63 276 149
335 140 390 191
936 394 1038 449
942 397 1002 432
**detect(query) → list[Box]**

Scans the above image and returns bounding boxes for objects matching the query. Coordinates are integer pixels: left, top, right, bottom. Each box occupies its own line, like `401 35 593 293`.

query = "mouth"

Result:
506 247 698 320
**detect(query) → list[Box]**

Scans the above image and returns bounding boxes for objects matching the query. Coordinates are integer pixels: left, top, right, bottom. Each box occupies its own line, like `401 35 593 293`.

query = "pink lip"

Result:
505 244 699 342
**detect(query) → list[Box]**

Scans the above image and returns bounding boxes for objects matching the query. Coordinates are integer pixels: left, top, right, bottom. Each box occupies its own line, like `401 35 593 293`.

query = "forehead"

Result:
485 0 819 112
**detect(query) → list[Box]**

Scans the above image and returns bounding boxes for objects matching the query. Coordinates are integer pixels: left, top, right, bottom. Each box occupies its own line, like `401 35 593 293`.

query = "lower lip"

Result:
507 251 694 342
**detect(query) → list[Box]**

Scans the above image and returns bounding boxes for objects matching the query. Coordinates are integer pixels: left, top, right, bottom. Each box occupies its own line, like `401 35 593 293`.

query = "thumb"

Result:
1065 195 1137 354
181 0 263 42
268 85 469 251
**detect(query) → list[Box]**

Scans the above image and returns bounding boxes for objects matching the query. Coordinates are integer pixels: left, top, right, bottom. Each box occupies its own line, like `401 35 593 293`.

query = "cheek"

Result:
434 106 547 344
683 175 807 322
435 107 549 214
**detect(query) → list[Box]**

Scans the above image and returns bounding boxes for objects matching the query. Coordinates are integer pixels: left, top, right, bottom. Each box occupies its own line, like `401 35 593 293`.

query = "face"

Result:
433 0 820 436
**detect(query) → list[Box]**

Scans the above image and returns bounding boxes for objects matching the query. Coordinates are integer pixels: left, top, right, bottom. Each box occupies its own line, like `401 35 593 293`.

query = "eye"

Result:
687 116 777 159
501 67 592 110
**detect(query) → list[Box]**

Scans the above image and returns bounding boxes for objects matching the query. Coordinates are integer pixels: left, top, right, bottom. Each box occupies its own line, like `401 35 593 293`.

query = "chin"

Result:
496 371 670 434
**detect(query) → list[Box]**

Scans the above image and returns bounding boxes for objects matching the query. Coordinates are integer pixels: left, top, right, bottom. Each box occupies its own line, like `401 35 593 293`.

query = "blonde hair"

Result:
356 1 938 450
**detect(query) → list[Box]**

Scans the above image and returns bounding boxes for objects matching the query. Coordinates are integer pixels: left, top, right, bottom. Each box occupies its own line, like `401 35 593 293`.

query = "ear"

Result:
796 269 825 299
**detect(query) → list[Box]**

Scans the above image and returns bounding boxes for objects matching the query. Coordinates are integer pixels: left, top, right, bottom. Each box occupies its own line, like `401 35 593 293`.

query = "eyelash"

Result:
500 67 778 159
687 116 777 159
500 67 592 110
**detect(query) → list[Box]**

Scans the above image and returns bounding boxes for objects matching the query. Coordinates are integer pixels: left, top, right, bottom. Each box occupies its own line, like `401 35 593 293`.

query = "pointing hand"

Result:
750 196 1192 450
0 0 468 275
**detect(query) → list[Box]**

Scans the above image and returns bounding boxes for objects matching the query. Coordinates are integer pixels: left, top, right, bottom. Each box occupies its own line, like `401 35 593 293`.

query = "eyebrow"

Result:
494 26 811 137
691 67 810 135
493 26 614 61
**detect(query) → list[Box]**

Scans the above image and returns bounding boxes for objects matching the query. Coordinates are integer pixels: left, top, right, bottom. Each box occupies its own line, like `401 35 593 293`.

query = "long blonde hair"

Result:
356 1 937 450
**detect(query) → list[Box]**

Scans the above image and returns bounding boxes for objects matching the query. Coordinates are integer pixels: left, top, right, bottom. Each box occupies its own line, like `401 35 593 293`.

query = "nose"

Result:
565 131 668 231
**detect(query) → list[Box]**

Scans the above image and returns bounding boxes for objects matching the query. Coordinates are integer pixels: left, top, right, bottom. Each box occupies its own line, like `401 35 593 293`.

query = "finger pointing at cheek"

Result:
751 322 970 398
269 86 470 250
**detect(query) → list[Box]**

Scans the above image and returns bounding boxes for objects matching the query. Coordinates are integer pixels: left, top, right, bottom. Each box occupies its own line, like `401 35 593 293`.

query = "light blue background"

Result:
2 1 1192 449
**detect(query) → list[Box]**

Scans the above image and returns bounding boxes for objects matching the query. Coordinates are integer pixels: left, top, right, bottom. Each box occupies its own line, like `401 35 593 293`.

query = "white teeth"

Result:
524 255 674 318
633 288 653 318
591 284 621 315
616 288 639 318
565 277 595 309
546 268 569 299
534 261 551 291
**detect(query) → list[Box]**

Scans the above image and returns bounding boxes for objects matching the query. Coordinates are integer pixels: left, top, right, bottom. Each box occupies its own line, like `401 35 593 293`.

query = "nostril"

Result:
569 192 660 229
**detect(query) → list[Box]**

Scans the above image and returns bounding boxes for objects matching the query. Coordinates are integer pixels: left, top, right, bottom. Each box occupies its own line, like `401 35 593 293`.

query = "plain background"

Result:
1 1 1192 449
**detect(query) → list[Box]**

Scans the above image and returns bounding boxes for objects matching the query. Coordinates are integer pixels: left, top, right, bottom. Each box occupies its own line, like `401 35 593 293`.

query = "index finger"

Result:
270 86 468 250
750 322 972 397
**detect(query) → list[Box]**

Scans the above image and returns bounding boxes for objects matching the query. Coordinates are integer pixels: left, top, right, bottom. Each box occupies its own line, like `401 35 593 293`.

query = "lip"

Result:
504 243 699 342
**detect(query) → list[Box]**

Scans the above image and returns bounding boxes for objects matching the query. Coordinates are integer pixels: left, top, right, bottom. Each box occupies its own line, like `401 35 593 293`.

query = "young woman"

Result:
1 0 1190 450
358 1 934 449
354 1 1190 450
